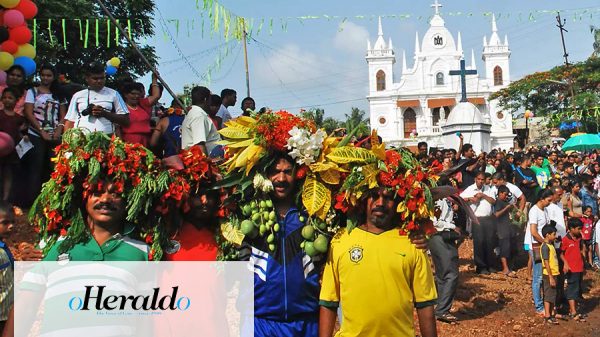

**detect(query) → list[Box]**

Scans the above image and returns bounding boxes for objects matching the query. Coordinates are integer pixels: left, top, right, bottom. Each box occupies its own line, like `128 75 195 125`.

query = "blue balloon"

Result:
13 56 36 77
106 65 118 76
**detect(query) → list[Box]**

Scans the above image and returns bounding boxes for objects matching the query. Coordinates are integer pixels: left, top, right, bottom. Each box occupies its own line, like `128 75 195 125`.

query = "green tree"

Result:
36 0 157 85
491 57 600 134
300 108 325 127
322 117 342 134
344 107 370 138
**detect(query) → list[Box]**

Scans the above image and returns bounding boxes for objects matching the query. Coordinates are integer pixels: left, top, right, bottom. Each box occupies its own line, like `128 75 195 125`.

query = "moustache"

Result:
371 207 387 214
273 182 290 189
94 203 117 211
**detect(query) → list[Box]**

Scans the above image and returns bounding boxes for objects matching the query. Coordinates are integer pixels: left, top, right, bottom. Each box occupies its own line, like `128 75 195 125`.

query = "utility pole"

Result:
242 19 251 98
556 12 579 130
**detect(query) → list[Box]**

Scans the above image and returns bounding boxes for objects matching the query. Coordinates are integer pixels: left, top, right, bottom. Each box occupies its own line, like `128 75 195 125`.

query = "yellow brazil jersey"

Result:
541 242 560 276
319 227 437 337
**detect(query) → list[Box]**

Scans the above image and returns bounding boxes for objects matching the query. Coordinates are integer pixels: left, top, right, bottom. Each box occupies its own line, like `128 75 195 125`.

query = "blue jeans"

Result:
530 251 544 312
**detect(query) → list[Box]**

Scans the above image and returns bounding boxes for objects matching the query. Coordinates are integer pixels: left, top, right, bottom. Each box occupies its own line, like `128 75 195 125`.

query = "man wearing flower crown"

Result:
319 149 438 337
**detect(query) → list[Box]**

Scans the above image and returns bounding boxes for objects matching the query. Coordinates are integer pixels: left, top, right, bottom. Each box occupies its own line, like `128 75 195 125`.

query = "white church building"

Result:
366 1 515 151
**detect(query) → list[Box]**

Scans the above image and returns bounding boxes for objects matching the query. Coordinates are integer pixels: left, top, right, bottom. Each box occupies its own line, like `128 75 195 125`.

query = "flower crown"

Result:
30 129 173 259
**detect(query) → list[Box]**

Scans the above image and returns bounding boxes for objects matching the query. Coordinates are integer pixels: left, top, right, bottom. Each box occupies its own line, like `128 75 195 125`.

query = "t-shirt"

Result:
526 205 548 246
581 217 593 241
458 158 477 189
515 166 538 203
0 241 14 321
546 203 566 248
181 105 220 153
164 223 218 261
216 104 233 125
319 228 437 337
541 242 560 276
495 199 512 239
65 87 128 134
460 184 496 217
504 182 523 205
25 89 67 137
561 234 584 273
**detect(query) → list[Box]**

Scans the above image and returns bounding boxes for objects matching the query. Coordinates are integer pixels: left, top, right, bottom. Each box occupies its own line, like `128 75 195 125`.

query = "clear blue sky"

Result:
141 0 600 120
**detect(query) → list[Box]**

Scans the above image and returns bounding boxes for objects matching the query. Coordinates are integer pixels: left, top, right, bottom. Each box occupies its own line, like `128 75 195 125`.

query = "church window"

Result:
376 70 386 91
403 108 416 138
432 106 450 126
379 117 387 125
436 72 444 85
493 66 503 86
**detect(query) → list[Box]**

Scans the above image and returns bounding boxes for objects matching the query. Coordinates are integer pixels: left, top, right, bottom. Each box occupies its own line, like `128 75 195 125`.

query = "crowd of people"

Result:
0 60 598 336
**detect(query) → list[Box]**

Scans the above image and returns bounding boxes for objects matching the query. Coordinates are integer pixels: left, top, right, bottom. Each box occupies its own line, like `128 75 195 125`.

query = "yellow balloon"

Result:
109 57 121 67
14 44 36 59
0 0 20 9
0 52 14 71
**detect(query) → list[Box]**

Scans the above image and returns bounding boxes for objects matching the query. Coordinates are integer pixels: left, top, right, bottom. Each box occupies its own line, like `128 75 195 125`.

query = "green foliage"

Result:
300 108 325 127
36 0 158 85
491 57 600 133
344 107 370 138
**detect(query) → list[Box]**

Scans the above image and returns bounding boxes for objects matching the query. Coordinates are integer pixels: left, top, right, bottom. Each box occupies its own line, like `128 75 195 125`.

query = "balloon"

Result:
9 26 31 45
13 56 35 76
0 51 13 71
14 43 34 58
0 27 8 44
108 57 121 67
0 0 21 9
0 40 17 54
0 70 6 85
14 0 37 20
3 9 24 28
0 132 15 158
106 65 117 76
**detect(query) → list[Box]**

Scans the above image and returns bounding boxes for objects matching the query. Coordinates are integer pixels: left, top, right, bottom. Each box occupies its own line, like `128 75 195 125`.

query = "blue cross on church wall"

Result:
449 59 477 103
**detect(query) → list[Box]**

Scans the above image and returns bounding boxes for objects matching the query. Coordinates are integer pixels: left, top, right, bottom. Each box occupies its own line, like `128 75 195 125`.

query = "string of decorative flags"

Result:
31 4 600 48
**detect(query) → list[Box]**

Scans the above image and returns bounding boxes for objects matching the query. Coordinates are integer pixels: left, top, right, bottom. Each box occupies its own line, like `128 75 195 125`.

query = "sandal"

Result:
545 317 559 325
568 313 587 322
554 313 568 321
437 313 458 323
503 270 517 278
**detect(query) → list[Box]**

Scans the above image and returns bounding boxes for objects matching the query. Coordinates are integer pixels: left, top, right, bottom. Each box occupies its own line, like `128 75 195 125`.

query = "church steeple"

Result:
415 31 420 54
482 13 511 87
457 31 463 53
373 16 387 50
487 14 502 46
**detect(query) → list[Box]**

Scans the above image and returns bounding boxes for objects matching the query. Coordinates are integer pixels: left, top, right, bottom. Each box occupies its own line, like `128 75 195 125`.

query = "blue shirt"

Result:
580 187 598 217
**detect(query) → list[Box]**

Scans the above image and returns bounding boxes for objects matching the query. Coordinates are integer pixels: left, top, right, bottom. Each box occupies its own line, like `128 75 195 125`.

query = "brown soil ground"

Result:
417 239 600 337
8 212 600 336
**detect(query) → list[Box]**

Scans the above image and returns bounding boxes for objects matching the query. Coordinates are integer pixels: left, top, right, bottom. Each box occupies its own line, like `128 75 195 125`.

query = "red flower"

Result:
295 165 308 180
421 219 437 236
407 199 417 212
334 193 350 213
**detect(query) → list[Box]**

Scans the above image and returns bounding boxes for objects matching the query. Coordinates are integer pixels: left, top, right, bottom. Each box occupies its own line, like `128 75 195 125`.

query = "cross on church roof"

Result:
449 59 477 102
431 0 442 15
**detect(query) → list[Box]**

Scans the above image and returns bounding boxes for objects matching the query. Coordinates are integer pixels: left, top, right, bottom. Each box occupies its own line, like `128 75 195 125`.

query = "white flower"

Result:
262 179 274 193
64 152 73 159
286 128 326 166
253 173 274 193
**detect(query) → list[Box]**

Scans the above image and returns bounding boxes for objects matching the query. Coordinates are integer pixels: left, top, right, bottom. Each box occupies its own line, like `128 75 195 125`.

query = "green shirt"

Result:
43 223 149 262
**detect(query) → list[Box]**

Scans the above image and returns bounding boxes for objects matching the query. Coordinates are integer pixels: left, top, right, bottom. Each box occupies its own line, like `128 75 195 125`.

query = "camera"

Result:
81 104 95 116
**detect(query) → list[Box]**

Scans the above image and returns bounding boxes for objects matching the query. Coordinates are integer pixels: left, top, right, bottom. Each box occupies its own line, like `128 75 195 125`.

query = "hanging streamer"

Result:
127 19 132 41
95 19 99 46
62 19 67 49
107 19 111 47
76 19 82 41
33 19 37 49
47 19 54 45
115 19 120 46
84 19 89 48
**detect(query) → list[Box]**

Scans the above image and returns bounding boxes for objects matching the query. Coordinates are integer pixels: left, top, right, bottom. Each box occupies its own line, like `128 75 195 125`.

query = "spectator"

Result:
460 171 497 275
0 201 15 334
567 181 584 218
579 174 598 217
527 188 554 316
119 73 162 146
217 88 236 124
22 64 67 207
540 225 560 324
561 218 587 321
514 154 538 205
458 143 480 189
64 62 130 134
494 185 517 277
0 88 25 202
418 141 428 156
240 96 256 116
581 206 594 267
149 99 185 158
491 172 526 213
0 65 28 116
181 86 220 155
208 94 223 129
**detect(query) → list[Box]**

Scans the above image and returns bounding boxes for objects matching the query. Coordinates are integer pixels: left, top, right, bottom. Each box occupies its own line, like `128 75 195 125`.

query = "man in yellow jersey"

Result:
319 186 438 337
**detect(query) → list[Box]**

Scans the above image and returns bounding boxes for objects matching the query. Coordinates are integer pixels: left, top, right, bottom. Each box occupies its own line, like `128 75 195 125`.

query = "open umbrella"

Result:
561 133 600 152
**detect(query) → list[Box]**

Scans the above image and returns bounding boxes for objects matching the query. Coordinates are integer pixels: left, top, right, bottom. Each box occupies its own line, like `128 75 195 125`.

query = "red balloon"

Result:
0 40 17 54
0 132 15 157
9 25 31 45
15 0 38 20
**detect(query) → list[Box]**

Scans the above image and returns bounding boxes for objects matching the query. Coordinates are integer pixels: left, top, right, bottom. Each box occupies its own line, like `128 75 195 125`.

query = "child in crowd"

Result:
494 185 517 277
561 218 587 322
540 225 560 324
0 201 15 333
0 88 26 201
581 206 594 267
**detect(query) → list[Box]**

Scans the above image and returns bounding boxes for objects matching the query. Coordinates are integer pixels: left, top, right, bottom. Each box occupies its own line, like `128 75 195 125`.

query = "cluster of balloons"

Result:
0 0 37 82
106 57 120 76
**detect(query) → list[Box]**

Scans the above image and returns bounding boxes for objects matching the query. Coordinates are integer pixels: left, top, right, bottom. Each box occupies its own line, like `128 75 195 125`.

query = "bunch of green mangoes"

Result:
299 217 329 257
239 199 279 252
